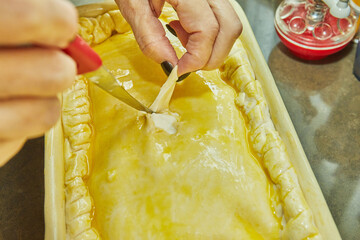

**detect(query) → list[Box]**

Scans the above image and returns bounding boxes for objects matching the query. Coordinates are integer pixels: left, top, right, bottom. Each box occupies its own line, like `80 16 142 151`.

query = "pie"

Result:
61 3 322 240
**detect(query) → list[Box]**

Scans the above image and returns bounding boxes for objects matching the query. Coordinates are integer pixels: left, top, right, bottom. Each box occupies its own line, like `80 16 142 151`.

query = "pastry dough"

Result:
62 5 321 240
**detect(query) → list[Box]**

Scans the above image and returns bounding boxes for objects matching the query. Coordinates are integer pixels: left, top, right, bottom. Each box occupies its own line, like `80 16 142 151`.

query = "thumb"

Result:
115 0 178 66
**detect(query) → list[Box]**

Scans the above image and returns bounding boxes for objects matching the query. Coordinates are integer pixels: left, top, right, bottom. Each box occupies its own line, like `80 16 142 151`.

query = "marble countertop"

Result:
0 0 359 239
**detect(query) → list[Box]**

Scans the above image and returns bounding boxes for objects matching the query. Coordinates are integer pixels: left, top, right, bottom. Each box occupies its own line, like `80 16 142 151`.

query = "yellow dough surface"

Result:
87 33 281 239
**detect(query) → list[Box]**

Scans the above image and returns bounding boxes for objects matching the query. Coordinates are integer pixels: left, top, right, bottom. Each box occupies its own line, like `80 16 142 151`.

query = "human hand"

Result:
0 0 78 166
115 0 242 77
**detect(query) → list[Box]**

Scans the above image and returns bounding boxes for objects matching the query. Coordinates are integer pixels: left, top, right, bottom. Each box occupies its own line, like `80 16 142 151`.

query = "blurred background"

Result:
0 0 359 239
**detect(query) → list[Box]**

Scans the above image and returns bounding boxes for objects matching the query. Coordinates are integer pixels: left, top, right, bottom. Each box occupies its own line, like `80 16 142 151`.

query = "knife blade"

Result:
84 66 153 113
63 35 153 113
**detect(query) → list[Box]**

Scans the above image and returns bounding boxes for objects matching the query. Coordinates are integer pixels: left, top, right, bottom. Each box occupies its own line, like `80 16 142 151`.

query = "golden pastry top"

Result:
87 34 281 239
61 4 322 240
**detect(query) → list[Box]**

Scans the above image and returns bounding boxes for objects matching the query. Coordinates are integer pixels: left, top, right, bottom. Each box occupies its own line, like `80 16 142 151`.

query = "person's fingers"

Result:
0 0 77 47
149 0 165 17
167 0 219 76
0 97 60 139
0 138 26 167
204 0 242 70
0 48 76 98
116 0 178 66
168 20 190 47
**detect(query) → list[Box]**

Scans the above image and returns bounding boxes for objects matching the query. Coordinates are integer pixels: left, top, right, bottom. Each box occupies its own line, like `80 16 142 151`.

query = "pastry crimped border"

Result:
220 40 321 240
61 4 323 240
62 9 133 239
228 1 340 238
62 76 100 240
78 8 130 46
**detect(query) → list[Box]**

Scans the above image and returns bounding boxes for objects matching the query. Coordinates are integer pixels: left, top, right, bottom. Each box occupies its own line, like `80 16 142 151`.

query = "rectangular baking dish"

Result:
44 1 342 239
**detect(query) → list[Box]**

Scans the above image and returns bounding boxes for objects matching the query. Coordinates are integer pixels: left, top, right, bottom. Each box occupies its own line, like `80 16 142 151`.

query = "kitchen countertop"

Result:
0 0 359 239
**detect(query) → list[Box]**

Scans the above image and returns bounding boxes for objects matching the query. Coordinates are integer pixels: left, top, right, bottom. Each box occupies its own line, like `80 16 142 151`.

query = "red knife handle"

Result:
62 35 102 74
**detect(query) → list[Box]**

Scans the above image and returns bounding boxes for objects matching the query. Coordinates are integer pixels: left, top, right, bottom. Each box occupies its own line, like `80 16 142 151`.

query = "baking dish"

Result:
44 1 341 239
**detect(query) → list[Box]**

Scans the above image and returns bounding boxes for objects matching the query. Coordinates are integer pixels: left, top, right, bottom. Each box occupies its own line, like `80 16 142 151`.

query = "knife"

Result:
63 35 154 113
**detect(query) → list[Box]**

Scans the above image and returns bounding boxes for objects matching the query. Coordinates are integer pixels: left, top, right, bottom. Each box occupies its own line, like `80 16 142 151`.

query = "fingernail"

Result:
166 24 177 37
177 72 191 82
161 61 173 76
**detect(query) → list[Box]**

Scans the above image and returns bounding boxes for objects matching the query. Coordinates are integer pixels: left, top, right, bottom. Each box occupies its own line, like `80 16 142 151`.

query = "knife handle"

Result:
62 35 102 74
